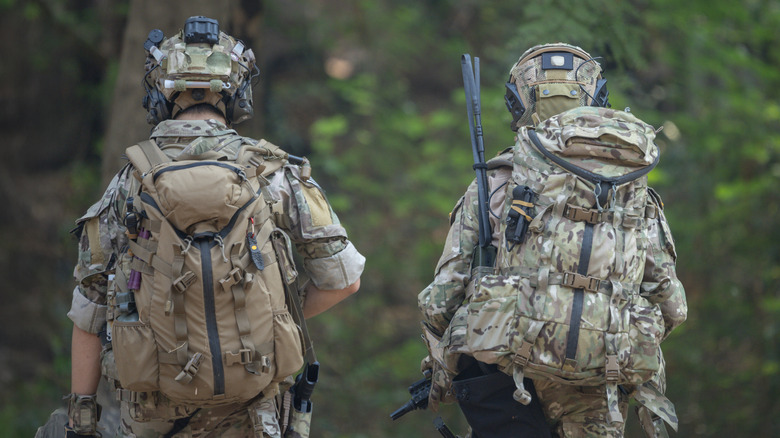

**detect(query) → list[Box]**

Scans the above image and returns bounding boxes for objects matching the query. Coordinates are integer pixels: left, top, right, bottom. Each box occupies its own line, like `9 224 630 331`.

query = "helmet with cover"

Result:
504 42 610 131
142 16 258 126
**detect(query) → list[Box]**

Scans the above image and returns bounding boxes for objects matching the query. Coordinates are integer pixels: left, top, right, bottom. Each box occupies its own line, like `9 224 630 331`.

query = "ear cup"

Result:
591 78 610 108
225 85 254 125
504 81 526 131
142 88 171 125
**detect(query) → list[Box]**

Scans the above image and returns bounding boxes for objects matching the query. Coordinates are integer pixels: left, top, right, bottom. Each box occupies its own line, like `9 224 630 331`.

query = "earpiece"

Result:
591 78 610 108
225 84 253 125
504 81 526 130
142 88 172 125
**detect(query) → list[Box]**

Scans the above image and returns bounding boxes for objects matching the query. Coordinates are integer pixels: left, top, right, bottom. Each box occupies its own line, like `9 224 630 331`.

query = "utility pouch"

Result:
284 408 312 438
505 185 536 248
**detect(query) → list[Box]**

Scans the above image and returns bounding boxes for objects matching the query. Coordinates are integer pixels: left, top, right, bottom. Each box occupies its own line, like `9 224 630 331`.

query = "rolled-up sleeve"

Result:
304 240 365 290
68 286 107 334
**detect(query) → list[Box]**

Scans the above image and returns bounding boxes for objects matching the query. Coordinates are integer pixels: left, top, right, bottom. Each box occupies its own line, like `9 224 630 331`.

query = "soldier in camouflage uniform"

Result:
418 43 686 438
65 17 364 438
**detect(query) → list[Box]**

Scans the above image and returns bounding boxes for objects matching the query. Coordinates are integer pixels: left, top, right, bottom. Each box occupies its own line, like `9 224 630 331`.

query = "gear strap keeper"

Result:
65 393 101 435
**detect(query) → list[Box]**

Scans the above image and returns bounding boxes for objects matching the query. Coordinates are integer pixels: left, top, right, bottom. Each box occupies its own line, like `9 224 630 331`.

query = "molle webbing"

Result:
498 266 638 299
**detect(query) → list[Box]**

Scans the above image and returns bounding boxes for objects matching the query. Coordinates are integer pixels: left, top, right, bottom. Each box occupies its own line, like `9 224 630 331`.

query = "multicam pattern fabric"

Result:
283 408 312 438
418 107 686 436
67 118 364 430
119 394 279 437
534 380 631 438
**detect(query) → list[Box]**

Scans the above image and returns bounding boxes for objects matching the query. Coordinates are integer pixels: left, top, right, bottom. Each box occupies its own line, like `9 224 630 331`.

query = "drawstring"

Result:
214 235 229 263
181 236 193 254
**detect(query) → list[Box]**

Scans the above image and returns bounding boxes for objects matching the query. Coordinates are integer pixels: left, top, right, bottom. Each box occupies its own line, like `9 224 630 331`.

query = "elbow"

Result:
345 278 361 295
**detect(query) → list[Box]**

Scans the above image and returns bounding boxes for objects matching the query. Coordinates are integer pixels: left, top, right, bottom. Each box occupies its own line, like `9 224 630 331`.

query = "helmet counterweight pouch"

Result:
534 83 581 122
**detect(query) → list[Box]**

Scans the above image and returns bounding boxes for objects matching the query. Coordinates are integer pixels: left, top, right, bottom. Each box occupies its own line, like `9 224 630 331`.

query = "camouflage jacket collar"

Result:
150 119 237 139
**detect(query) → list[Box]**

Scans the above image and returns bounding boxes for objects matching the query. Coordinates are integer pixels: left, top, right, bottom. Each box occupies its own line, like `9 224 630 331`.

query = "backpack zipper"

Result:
197 237 225 396
152 161 247 183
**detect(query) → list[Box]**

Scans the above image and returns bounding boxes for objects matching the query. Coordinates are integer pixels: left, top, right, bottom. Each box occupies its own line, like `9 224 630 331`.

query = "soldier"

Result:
418 43 686 437
64 17 365 438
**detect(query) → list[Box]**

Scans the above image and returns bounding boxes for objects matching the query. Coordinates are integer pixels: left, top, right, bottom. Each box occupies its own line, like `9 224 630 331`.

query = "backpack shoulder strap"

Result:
125 140 170 174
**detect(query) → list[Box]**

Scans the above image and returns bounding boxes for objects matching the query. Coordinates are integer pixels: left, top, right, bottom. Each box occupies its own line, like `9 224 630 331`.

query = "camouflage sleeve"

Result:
418 179 481 335
643 188 687 340
267 165 365 290
67 166 132 334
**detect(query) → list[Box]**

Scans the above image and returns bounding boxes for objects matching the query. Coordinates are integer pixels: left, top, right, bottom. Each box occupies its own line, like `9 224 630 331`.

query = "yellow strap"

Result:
511 206 533 222
512 200 534 208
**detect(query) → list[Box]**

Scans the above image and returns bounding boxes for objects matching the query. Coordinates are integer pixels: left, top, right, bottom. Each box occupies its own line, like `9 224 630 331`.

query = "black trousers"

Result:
452 358 551 438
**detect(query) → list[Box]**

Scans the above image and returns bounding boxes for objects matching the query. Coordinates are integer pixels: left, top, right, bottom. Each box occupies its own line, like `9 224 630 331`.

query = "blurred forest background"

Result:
0 0 778 436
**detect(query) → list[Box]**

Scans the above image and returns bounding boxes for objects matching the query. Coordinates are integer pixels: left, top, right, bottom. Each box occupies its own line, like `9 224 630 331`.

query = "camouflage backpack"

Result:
446 106 672 426
106 138 305 406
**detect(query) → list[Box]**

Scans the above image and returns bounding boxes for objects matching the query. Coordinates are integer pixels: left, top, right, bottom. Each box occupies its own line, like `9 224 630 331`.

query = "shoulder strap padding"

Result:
237 139 288 178
125 140 170 174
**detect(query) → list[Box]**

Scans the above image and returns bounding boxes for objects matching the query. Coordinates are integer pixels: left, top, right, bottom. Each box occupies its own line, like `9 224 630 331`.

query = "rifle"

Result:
461 54 496 270
390 370 431 420
390 371 458 437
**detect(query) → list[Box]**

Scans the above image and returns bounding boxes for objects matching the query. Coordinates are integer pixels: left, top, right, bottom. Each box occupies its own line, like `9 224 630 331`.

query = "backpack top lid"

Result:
528 106 659 181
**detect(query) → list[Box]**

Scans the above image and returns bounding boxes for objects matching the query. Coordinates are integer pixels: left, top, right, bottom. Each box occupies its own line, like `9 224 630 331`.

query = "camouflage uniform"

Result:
68 119 365 437
418 141 686 437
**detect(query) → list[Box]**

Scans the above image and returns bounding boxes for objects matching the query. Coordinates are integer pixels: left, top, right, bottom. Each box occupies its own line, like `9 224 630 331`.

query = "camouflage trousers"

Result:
117 394 281 438
533 380 631 438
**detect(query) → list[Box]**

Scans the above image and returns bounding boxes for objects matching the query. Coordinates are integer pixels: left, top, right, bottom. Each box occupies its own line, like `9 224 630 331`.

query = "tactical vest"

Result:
106 139 304 406
446 107 676 429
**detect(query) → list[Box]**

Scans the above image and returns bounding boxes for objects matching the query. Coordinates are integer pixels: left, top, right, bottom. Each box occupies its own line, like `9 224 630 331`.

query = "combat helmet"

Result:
504 43 610 130
142 16 258 126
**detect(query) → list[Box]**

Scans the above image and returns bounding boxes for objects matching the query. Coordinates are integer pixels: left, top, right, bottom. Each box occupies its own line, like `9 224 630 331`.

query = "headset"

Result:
142 64 173 126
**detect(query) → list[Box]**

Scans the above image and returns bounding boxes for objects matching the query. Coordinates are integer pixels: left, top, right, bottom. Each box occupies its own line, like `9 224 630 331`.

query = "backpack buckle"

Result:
173 271 196 293
512 340 533 368
219 267 244 293
563 272 601 293
225 348 253 366
605 355 620 382
563 204 605 224
175 352 204 384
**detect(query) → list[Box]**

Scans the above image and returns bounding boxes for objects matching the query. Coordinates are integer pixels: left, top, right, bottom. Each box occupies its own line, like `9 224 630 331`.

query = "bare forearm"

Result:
303 279 360 319
70 325 102 395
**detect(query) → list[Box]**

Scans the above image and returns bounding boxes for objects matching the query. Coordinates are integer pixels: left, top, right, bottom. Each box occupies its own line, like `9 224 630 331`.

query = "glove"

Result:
64 393 101 437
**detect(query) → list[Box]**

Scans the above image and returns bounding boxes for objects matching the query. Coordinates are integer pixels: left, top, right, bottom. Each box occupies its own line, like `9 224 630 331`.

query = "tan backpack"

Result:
444 107 676 428
106 139 305 405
